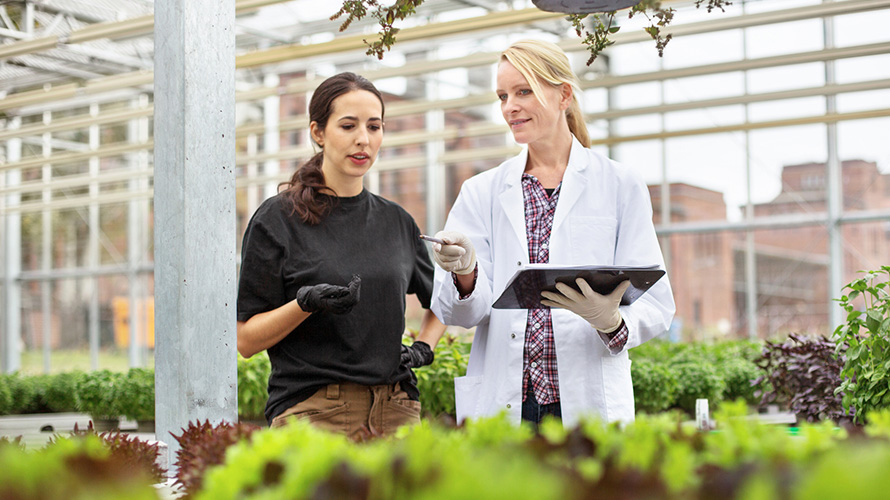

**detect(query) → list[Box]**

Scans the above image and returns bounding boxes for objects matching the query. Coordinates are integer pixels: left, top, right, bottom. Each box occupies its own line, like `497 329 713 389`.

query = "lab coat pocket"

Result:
454 375 483 423
569 216 618 263
601 355 635 423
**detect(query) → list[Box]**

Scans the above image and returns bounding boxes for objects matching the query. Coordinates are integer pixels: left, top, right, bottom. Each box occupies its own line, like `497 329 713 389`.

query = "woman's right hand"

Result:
296 274 361 314
430 231 476 275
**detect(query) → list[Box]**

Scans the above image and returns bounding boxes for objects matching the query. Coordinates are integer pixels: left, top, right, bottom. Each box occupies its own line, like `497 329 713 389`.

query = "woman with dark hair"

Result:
236 72 445 437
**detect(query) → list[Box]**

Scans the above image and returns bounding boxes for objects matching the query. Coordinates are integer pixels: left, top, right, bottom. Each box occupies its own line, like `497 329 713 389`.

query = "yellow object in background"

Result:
112 297 155 348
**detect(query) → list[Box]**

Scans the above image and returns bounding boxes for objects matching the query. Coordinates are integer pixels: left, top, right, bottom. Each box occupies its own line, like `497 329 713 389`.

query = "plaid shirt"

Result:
521 174 629 405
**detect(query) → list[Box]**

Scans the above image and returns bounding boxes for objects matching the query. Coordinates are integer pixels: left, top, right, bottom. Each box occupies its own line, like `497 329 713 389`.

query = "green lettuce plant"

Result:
833 266 890 424
75 369 124 423
410 333 470 419
0 433 158 500
237 352 271 422
115 368 155 423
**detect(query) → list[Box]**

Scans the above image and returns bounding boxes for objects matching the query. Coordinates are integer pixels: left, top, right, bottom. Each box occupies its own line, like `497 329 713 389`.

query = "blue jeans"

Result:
521 386 562 426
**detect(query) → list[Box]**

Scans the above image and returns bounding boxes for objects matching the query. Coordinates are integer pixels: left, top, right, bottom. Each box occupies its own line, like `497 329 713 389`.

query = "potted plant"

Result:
75 369 124 431
116 368 155 433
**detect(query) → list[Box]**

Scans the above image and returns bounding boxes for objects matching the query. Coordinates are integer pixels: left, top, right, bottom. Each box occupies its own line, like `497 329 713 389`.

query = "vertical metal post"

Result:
425 61 445 235
154 0 238 469
263 73 281 200
127 96 147 368
824 6 843 331
3 117 22 374
42 111 53 372
88 103 100 370
742 1 758 340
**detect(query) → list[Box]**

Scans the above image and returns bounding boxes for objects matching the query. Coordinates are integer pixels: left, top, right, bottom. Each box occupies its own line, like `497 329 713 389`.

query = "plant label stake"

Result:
695 398 710 431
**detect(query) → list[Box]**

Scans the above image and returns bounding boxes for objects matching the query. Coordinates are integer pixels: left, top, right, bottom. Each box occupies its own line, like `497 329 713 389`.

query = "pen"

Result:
419 234 446 245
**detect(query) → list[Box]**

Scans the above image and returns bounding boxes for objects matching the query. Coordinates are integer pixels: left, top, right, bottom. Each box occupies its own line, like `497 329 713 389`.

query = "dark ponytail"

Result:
280 151 336 225
280 72 384 225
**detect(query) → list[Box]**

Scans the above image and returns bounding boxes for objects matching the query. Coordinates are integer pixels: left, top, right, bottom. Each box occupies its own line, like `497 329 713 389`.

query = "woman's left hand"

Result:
541 278 630 333
400 341 435 369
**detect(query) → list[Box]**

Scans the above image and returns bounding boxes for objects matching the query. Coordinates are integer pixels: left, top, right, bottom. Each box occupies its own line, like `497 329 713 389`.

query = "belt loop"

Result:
326 384 340 400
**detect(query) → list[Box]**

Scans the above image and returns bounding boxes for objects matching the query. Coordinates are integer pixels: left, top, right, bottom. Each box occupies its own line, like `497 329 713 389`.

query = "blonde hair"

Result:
500 39 590 147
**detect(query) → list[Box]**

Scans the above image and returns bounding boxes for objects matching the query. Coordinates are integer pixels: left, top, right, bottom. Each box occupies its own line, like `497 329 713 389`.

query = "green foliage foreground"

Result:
194 402 889 500
6 403 890 499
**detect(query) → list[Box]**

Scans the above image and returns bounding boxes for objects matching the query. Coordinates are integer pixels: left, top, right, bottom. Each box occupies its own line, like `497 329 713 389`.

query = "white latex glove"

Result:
430 230 476 275
540 278 631 333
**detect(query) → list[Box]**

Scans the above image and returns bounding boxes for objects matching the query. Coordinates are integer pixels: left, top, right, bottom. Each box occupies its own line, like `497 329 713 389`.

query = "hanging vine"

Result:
331 0 732 64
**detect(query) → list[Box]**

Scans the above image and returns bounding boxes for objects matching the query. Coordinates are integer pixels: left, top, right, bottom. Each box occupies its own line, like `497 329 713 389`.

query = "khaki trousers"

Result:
270 382 421 440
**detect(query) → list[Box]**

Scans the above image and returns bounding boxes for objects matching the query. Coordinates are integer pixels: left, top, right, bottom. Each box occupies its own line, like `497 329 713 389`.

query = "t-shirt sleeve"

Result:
237 211 288 322
406 222 435 309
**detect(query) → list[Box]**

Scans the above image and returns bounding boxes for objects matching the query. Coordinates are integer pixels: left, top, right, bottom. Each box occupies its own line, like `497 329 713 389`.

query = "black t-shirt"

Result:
236 189 434 423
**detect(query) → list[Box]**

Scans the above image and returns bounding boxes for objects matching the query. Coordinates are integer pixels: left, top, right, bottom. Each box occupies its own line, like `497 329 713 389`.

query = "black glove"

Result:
400 341 434 369
296 274 361 314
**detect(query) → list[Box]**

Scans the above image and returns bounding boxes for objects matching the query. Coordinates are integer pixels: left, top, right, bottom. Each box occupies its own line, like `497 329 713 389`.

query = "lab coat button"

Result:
506 404 512 409
511 333 516 339
517 261 521 266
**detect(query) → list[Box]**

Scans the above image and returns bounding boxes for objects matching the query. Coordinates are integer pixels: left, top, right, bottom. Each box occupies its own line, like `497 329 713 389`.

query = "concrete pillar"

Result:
153 0 237 469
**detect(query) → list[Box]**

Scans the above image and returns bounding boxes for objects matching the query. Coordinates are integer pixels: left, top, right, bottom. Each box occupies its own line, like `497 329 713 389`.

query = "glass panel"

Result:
745 225 831 337
744 19 823 59
835 9 890 47
53 208 89 269
748 124 827 206
664 230 736 341
662 132 748 223
843 222 890 281
99 203 128 266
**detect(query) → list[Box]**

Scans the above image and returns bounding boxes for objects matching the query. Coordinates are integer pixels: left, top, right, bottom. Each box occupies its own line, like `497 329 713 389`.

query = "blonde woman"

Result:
429 40 675 427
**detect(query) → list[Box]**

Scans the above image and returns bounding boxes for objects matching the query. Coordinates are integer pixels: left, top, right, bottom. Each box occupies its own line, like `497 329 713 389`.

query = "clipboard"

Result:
492 264 665 309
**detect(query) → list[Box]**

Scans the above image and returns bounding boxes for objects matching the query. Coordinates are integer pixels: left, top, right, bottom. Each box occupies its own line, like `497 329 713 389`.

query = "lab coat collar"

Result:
552 137 591 233
498 137 590 252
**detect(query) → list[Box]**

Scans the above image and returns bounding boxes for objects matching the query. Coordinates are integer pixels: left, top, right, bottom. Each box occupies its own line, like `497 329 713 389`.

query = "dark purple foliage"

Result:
753 333 854 424
172 419 261 497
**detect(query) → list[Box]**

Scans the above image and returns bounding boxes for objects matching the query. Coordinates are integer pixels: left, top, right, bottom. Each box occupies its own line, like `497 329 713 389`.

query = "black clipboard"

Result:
492 264 665 309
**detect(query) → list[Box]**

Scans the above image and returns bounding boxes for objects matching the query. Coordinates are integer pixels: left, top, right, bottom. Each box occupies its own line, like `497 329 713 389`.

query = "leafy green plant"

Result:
0 374 12 415
238 352 271 422
631 357 679 413
75 369 124 422
834 266 890 424
172 419 261 497
115 368 155 422
0 432 158 500
672 362 725 415
718 358 762 407
43 371 84 413
631 340 762 413
408 332 470 419
3 372 43 414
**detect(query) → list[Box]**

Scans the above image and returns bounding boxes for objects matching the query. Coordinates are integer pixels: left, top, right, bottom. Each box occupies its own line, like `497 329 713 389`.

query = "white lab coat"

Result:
431 137 675 427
